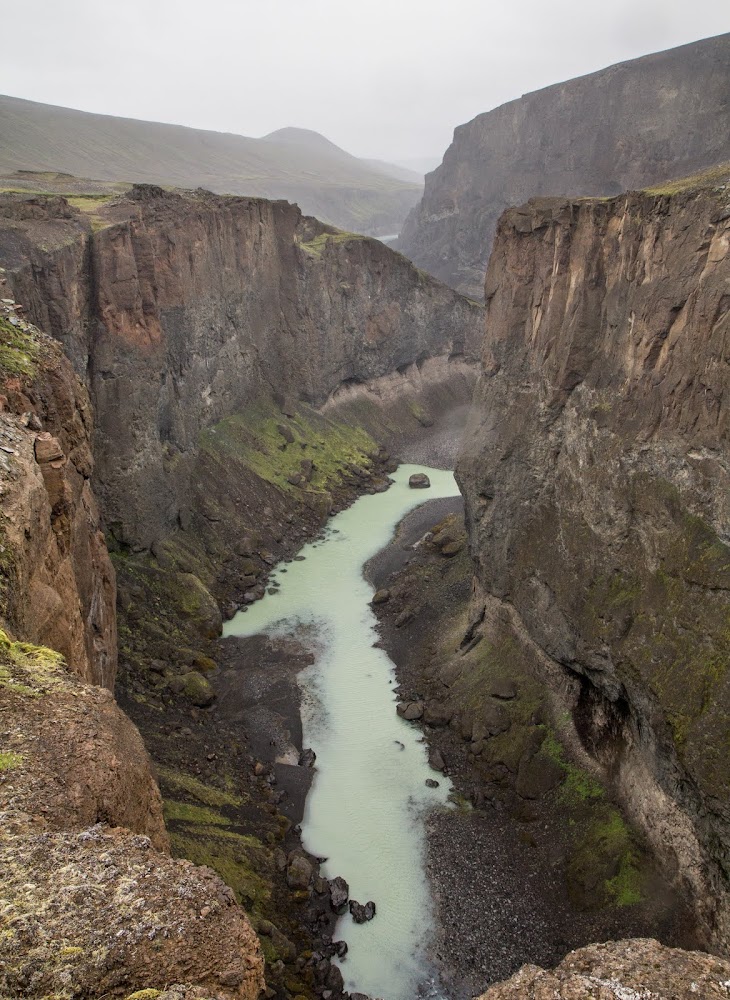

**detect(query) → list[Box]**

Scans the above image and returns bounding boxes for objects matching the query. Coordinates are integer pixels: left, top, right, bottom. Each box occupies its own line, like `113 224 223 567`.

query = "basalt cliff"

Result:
398 32 730 298
457 170 730 957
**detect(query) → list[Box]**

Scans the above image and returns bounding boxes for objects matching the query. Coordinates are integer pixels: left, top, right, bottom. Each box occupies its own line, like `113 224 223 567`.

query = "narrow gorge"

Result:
0 157 729 1000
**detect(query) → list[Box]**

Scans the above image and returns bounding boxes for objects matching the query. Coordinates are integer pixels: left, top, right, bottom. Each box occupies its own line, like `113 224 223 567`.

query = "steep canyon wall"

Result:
457 175 730 947
399 33 730 298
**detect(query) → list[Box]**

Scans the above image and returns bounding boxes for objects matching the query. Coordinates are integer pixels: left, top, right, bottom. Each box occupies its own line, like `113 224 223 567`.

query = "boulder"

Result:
423 701 452 727
372 588 391 604
349 899 376 923
180 671 215 708
328 875 349 913
408 473 431 489
490 677 518 700
286 854 313 889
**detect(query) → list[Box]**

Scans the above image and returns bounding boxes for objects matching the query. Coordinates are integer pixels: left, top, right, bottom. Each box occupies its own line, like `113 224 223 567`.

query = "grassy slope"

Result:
0 95 422 232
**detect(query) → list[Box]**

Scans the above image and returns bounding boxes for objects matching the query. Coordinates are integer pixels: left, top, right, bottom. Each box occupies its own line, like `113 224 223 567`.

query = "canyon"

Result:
0 131 728 1000
398 32 730 298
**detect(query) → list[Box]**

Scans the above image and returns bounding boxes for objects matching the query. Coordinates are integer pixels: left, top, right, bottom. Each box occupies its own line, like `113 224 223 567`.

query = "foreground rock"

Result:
478 938 730 999
0 823 264 1000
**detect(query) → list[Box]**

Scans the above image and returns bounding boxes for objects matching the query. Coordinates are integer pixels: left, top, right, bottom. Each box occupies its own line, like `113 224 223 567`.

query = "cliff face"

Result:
3 186 482 552
398 33 730 298
457 176 730 947
0 307 265 999
0 301 116 686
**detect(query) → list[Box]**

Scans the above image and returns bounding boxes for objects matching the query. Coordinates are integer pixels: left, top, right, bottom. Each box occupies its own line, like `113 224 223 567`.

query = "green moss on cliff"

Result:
298 230 368 257
0 629 66 697
542 730 604 803
159 767 244 809
0 316 39 379
568 807 646 908
200 400 377 494
0 751 23 772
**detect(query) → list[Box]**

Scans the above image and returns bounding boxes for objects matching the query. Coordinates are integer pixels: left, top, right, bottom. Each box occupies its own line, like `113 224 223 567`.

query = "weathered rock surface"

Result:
0 628 167 849
457 172 730 948
0 823 264 1000
477 938 730 999
0 304 116 686
399 33 730 297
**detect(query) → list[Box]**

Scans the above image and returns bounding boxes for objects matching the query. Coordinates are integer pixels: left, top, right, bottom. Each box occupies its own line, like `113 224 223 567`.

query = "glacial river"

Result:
223 465 460 1000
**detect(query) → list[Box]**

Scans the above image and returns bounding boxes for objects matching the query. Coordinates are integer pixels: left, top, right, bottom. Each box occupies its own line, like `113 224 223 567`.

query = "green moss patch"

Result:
199 399 377 494
568 807 646 908
0 316 39 379
0 628 66 697
542 730 604 804
169 825 271 916
0 751 23 772
298 230 368 258
158 767 243 809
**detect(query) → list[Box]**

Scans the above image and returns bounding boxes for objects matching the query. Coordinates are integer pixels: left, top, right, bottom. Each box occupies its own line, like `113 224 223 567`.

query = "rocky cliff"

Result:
398 33 730 297
0 298 115 686
0 305 264 999
3 185 482 553
457 170 730 949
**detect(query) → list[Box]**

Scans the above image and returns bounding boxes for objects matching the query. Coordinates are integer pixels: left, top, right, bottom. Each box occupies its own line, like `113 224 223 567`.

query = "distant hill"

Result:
0 97 422 236
398 33 730 297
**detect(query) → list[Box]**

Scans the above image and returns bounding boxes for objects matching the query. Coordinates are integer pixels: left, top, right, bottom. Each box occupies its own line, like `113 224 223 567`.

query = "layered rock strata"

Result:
0 308 264 999
398 33 730 297
457 173 730 948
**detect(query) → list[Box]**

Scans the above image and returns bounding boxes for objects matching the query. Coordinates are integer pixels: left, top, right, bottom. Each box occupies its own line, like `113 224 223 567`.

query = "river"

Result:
223 465 461 1000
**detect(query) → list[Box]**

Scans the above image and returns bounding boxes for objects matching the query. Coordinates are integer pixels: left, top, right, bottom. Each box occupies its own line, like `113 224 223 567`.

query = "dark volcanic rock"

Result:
398 33 730 298
349 899 376 923
456 173 730 949
328 876 349 913
408 472 431 489
5 188 483 554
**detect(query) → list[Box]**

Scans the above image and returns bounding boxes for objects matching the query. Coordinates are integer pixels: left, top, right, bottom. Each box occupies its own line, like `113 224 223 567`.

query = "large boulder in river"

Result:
329 875 350 913
349 899 376 923
408 472 431 489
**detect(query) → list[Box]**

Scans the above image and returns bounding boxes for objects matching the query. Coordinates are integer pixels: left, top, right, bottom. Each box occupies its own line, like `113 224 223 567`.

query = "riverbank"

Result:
366 499 697 998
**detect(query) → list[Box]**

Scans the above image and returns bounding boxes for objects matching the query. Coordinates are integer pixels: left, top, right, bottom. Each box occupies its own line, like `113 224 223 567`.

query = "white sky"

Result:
2 0 728 161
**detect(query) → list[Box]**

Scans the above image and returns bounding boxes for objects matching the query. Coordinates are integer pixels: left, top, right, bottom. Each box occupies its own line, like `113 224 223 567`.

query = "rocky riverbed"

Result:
366 499 697 999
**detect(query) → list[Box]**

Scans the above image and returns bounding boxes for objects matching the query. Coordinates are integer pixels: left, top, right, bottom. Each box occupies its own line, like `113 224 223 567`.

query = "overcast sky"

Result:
2 0 728 162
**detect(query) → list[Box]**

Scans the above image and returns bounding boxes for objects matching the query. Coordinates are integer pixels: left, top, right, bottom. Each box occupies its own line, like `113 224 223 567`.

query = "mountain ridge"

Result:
0 95 421 235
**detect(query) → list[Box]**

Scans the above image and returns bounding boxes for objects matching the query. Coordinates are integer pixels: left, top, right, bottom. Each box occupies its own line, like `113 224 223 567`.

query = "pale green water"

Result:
223 465 461 1000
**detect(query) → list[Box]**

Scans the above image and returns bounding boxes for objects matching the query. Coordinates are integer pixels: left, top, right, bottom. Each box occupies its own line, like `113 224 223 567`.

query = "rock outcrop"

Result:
478 938 730 999
457 171 730 948
398 33 730 297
